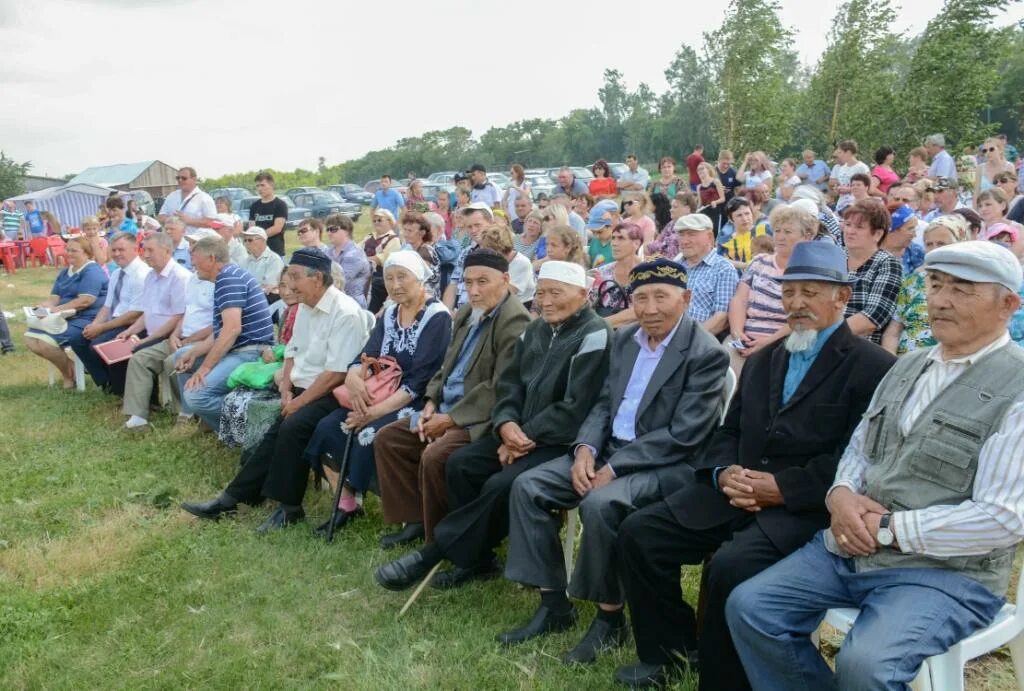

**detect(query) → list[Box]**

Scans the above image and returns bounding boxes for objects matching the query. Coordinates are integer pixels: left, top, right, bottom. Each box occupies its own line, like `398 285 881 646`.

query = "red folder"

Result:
92 337 138 365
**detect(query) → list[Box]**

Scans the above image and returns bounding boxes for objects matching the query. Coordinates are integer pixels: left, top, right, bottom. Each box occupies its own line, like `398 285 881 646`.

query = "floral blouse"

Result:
892 272 934 354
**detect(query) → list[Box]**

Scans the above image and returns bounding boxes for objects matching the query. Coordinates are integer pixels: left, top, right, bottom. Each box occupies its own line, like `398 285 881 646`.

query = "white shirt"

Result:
138 260 192 335
830 161 870 211
830 333 1024 557
180 274 215 338
103 257 150 317
159 187 217 233
508 252 536 303
227 237 248 266
285 286 371 389
241 247 285 288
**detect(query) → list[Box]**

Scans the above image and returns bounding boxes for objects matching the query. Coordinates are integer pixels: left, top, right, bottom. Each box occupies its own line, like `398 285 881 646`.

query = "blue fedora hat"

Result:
779 241 854 284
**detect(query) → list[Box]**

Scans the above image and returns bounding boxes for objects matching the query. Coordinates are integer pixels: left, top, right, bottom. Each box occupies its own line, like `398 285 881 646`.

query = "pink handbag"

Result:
333 354 403 408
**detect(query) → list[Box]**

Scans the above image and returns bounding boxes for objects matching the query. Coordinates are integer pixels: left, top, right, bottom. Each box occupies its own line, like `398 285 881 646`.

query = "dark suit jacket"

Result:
666 321 896 554
575 317 730 497
423 293 530 440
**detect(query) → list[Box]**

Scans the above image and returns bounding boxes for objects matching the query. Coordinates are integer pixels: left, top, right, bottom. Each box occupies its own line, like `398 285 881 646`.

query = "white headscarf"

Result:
383 250 428 282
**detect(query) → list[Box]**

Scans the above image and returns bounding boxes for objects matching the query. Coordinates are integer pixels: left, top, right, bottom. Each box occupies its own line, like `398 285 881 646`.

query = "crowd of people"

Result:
5 134 1024 689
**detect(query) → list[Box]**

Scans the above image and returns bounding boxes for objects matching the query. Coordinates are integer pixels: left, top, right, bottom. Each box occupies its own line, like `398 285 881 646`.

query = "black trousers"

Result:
433 436 567 569
618 501 784 691
225 392 339 505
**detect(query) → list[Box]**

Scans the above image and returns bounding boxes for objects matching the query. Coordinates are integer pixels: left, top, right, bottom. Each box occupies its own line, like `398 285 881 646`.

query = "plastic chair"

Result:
27 237 50 267
824 569 1024 691
0 241 17 274
47 347 86 392
47 236 68 266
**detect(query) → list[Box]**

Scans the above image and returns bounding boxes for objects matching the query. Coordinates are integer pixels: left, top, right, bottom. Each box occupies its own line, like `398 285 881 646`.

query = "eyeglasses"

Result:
982 147 997 153
243 238 259 243
327 226 343 233
175 176 190 181
624 200 637 206
372 217 386 223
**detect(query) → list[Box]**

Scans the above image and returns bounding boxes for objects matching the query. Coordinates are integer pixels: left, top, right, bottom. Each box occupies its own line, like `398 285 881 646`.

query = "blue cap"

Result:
890 204 915 232
586 200 619 230
779 241 853 284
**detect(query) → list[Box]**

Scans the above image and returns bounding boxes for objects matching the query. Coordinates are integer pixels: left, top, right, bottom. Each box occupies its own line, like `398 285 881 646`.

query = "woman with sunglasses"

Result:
975 137 1015 196
325 213 371 308
293 217 331 254
363 209 403 312
995 171 1024 224
622 192 657 248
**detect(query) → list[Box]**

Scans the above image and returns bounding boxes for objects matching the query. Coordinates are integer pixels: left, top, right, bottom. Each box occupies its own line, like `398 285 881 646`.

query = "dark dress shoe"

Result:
562 615 629 664
313 506 364 537
255 507 305 534
497 604 578 645
379 522 425 549
375 550 439 592
430 555 501 589
614 653 694 689
181 496 236 520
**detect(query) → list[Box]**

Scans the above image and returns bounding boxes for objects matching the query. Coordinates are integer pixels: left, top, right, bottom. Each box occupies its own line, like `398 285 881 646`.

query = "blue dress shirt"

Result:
782 320 842 404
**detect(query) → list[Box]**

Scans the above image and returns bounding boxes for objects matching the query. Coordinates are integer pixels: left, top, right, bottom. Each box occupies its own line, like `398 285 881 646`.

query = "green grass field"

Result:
0 223 1018 689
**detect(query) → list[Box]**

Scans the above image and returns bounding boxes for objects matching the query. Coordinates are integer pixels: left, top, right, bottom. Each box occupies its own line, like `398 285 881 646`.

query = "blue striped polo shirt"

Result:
213 264 274 348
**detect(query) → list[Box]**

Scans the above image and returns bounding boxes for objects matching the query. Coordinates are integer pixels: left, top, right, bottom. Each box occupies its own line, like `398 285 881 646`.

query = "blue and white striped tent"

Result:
9 182 118 229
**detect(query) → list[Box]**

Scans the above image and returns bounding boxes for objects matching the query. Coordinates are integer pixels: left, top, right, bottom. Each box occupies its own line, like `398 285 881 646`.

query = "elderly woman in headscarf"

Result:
881 214 971 355
304 250 453 533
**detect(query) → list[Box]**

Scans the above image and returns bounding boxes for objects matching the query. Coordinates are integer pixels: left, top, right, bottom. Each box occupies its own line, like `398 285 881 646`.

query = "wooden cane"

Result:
399 562 443 617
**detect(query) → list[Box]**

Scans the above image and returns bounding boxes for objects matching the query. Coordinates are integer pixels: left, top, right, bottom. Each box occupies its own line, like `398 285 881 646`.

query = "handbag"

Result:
333 354 403 408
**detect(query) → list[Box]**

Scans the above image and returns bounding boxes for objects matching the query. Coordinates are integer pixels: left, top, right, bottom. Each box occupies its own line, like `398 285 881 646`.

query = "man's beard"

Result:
785 328 820 353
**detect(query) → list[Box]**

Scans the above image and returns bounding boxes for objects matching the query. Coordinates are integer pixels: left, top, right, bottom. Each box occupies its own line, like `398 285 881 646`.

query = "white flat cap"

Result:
674 213 714 232
924 240 1023 292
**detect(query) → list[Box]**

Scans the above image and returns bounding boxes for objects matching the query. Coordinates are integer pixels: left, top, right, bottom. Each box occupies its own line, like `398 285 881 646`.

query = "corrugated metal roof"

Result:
68 160 158 186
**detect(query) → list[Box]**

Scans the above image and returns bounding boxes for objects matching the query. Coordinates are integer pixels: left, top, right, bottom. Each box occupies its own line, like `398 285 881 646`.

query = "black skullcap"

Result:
289 247 332 273
629 258 688 290
463 248 509 273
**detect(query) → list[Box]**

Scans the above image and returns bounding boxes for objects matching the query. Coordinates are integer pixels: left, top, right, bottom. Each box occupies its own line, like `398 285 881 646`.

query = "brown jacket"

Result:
424 293 531 440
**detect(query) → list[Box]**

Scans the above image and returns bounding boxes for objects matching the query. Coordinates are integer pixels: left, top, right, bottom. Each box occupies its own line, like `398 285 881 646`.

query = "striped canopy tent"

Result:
8 182 118 229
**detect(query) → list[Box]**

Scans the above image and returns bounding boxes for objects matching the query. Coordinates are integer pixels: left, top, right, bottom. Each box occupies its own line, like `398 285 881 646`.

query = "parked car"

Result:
208 187 251 203
284 187 322 200
427 171 459 184
607 162 628 179
325 184 373 205
526 174 556 200
291 191 361 221
236 195 313 229
545 167 594 183
121 189 155 216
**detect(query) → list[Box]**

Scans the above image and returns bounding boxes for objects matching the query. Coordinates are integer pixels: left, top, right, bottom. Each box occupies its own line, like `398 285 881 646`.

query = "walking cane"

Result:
325 431 354 544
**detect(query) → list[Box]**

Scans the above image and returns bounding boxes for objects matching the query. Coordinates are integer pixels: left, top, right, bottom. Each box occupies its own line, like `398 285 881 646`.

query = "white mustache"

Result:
786 311 820 321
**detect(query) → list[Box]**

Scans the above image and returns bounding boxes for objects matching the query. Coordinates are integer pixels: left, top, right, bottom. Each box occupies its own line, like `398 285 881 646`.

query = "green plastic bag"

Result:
227 345 285 390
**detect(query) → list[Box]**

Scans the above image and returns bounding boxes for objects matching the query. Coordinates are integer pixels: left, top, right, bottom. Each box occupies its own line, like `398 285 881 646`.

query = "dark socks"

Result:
596 607 625 624
541 589 572 614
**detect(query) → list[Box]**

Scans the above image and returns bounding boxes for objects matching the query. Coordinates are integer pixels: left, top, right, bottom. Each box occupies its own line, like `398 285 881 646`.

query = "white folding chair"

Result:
824 570 1024 691
47 347 85 392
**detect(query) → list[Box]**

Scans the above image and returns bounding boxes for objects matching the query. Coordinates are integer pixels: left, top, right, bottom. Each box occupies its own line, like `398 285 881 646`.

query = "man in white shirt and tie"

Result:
728 241 1024 691
71 231 151 394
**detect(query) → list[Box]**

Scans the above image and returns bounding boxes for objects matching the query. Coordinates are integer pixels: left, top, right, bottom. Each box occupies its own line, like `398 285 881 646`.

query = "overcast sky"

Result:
4 0 1023 179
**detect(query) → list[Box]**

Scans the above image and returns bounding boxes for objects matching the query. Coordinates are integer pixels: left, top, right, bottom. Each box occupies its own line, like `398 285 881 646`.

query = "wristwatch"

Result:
877 513 895 547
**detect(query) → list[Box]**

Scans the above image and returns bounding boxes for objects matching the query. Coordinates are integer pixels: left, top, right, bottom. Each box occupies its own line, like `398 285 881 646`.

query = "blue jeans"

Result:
179 346 262 429
725 531 1004 691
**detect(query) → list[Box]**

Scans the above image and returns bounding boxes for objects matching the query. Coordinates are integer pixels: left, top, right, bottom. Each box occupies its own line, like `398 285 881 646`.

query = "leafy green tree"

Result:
703 0 798 155
896 0 1012 153
0 151 31 200
656 44 719 157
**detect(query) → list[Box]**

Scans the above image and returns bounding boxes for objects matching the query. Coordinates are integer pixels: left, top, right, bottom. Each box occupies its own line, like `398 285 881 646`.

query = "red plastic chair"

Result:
47 236 68 266
28 237 49 267
0 242 17 274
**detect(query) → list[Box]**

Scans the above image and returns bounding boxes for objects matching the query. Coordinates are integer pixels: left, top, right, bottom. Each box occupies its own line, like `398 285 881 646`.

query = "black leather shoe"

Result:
379 522 425 549
497 604 578 645
255 506 305 534
614 653 694 688
313 506 364 537
181 496 236 520
431 555 502 590
562 615 629 664
375 550 439 592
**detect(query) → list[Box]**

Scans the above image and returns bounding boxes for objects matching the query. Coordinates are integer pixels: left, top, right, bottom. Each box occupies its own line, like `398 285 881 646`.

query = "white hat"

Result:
241 226 268 240
924 240 1023 292
674 213 714 232
185 228 221 242
383 249 428 282
789 199 819 218
461 201 495 220
538 260 586 289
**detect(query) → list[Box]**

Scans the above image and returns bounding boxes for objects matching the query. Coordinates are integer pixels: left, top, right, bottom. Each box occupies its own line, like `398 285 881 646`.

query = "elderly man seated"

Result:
611 242 895 689
121 234 216 431
240 226 285 299
673 213 739 337
180 248 371 527
727 241 1024 691
71 231 150 394
499 259 729 665
375 261 611 591
374 249 530 548
174 237 274 430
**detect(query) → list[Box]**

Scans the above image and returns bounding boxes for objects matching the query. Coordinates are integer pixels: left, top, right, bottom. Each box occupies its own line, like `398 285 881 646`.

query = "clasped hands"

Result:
498 421 535 465
571 446 613 496
828 486 890 556
415 401 454 443
718 465 783 512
